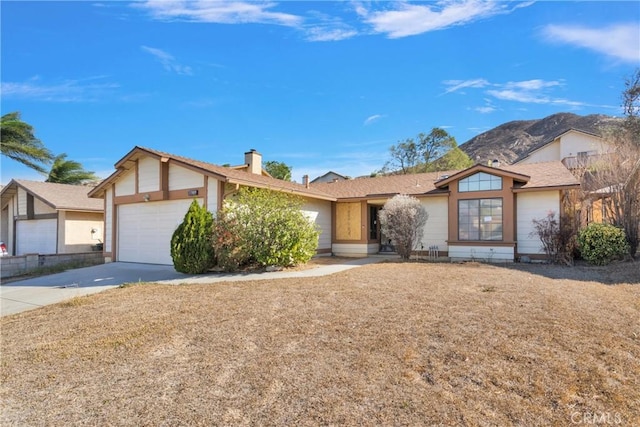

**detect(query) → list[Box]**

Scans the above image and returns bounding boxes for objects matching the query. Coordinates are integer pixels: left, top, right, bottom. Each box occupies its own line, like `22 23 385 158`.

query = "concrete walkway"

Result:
1 257 390 317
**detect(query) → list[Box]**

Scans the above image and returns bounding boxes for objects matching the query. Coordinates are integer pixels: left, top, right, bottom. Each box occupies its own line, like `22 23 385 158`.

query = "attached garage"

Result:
16 219 57 255
117 199 195 264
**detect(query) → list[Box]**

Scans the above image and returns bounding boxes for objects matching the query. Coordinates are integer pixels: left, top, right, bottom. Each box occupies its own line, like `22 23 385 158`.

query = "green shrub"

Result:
577 223 629 266
170 199 215 274
211 187 320 271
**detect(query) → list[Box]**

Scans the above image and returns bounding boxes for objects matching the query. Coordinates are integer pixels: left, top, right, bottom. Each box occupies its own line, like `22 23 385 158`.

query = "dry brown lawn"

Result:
1 261 639 426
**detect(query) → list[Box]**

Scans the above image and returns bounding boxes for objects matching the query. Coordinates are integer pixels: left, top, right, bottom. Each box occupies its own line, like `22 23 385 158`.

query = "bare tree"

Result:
378 194 429 260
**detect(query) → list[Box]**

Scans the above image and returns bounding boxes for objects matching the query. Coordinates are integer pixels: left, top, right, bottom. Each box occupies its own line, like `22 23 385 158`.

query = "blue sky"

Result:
2 1 639 184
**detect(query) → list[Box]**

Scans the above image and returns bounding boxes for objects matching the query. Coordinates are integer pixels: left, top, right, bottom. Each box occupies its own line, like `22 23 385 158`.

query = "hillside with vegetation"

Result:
459 112 622 164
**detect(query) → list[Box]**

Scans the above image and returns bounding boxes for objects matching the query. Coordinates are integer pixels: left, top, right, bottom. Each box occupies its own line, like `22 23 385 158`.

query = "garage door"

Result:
117 199 198 264
16 219 57 255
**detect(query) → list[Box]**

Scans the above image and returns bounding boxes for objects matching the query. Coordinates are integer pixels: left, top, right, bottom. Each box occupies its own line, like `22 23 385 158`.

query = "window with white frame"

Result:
458 198 503 241
458 172 502 192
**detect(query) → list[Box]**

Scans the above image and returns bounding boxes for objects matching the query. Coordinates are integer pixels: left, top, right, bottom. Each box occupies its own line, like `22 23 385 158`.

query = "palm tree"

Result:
1 112 54 173
45 153 99 185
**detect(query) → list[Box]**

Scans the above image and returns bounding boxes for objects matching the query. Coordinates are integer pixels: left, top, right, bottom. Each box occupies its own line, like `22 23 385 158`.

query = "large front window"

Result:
458 172 502 192
458 198 503 241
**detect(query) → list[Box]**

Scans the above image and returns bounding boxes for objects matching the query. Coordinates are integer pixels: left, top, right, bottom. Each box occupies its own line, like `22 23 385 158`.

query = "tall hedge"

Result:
170 199 215 274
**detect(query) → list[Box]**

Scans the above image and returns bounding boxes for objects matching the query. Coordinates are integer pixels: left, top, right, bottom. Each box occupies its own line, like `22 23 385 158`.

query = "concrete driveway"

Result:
1 257 388 317
1 262 191 317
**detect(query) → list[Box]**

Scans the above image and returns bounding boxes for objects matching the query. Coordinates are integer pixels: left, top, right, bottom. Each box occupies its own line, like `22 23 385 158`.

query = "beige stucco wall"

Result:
62 211 105 253
138 157 160 193
301 198 332 251
17 188 27 216
115 169 136 196
169 163 203 190
419 196 448 252
104 188 113 253
207 177 219 212
520 140 561 164
34 197 56 215
558 132 610 159
516 190 560 255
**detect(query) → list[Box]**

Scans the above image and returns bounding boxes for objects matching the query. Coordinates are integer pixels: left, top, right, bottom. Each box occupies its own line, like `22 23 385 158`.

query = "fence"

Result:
0 252 104 280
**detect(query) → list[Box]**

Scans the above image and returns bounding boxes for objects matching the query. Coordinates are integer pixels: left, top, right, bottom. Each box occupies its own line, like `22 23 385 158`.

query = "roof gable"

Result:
89 146 337 201
434 164 530 189
1 179 103 212
516 128 604 162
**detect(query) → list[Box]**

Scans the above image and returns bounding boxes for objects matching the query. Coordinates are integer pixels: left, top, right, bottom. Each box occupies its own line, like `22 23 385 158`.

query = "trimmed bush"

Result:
170 199 215 274
577 223 629 266
211 187 320 271
378 194 428 260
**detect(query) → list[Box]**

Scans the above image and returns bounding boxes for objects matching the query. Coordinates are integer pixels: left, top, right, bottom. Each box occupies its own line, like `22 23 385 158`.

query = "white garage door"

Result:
16 219 57 255
118 199 198 264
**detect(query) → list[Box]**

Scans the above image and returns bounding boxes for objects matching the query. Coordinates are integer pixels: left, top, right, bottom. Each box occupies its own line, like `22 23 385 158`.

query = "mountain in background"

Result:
459 112 622 165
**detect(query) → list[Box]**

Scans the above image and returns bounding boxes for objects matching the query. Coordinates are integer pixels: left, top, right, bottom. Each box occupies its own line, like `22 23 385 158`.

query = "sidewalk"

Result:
1 256 393 317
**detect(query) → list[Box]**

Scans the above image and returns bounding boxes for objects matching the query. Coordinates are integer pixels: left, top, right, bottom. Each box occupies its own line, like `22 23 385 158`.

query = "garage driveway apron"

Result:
1 257 386 317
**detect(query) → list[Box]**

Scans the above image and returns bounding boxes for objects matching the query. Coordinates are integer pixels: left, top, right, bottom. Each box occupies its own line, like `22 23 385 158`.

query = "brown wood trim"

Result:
359 201 367 244
26 194 34 219
161 160 169 199
134 159 139 195
448 177 516 244
202 176 209 210
113 187 205 205
512 185 580 193
14 213 58 220
111 184 117 261
217 180 225 211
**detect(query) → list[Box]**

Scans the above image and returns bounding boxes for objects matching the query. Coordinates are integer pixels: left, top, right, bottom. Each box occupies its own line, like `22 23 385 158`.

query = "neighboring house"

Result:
87 147 336 265
90 146 579 264
514 128 611 169
310 171 349 184
312 162 580 261
514 128 621 228
0 180 104 255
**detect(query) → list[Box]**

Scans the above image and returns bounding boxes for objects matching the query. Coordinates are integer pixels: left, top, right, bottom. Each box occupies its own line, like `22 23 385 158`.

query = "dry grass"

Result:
1 261 639 426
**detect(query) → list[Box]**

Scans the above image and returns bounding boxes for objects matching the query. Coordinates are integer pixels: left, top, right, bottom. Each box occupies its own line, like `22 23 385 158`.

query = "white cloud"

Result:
141 46 193 75
363 114 385 126
136 0 302 27
1 76 119 102
306 26 358 42
357 0 527 38
474 106 496 114
503 79 563 91
542 23 640 64
442 78 490 94
444 77 616 109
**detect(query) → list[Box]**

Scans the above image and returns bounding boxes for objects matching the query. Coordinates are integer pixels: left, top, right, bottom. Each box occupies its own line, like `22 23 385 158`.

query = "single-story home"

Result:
89 146 579 264
0 180 104 255
87 147 335 264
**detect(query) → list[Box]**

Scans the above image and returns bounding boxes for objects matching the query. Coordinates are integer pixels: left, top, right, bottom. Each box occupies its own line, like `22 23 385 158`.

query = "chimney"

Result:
303 174 310 188
244 149 262 175
491 159 500 168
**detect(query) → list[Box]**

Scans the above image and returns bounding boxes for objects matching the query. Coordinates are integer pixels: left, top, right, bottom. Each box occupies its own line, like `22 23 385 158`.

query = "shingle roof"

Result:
500 161 580 189
90 146 337 201
310 170 453 199
312 161 579 199
1 180 103 211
